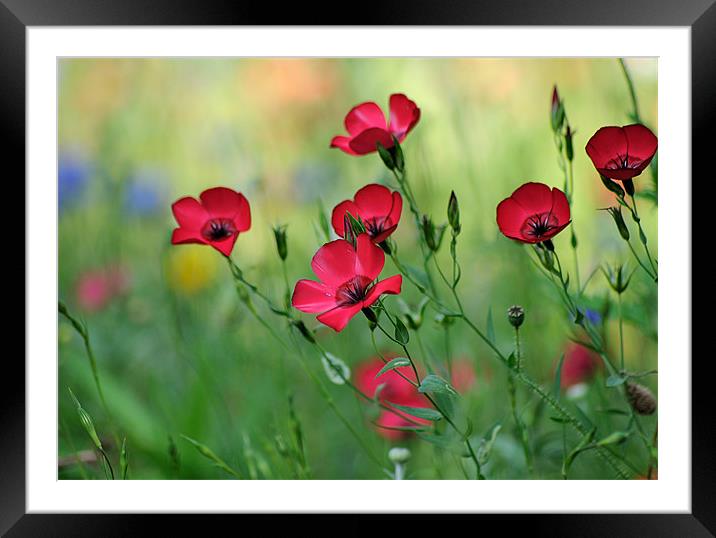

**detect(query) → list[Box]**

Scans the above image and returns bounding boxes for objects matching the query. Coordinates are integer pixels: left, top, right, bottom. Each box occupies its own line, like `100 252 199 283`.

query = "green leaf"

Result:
375 357 411 378
403 264 430 292
417 431 460 449
553 352 565 400
394 318 410 345
549 416 570 424
562 427 596 477
181 434 242 479
486 307 495 344
321 353 350 385
418 374 458 396
386 402 443 421
120 437 129 480
477 423 502 466
606 374 627 387
67 387 103 451
596 431 630 447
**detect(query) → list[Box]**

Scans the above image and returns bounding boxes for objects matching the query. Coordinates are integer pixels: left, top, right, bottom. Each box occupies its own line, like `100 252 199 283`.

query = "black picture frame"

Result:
3 1 711 535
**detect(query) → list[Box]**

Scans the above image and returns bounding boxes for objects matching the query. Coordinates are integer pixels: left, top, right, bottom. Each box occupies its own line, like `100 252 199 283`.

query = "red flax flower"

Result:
292 234 402 332
558 343 601 391
355 357 431 440
331 184 403 244
585 124 658 181
330 93 420 155
171 187 251 257
496 182 571 244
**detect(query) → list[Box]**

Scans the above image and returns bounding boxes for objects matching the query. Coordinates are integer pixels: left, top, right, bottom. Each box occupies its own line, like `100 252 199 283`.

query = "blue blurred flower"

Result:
585 308 602 326
124 168 167 216
58 151 92 209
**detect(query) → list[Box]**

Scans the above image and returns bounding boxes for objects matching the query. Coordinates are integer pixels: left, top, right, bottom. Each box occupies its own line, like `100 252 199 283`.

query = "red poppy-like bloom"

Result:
331 184 403 244
292 235 402 332
559 343 601 390
330 93 421 155
496 182 571 244
171 187 251 257
585 124 658 181
355 357 431 440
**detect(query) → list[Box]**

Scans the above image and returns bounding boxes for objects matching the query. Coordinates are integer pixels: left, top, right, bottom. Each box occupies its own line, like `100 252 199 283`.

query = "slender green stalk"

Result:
509 327 534 476
618 293 625 371
58 302 120 448
619 58 641 122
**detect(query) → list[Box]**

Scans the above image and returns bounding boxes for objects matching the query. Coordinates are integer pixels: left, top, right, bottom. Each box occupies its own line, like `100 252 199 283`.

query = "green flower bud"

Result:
550 85 565 132
447 191 461 235
272 224 288 261
606 206 630 241
565 125 574 161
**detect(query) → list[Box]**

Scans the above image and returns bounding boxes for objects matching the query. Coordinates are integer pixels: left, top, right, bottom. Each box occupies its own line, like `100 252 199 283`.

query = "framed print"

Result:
3 0 713 534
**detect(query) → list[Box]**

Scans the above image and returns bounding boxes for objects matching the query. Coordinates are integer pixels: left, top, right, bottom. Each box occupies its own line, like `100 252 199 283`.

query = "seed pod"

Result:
507 305 525 328
626 382 657 415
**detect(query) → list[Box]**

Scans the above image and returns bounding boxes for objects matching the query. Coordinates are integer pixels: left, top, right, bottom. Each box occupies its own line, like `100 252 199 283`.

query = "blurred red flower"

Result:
330 93 420 155
170 187 251 257
355 357 431 440
496 182 571 243
331 184 403 244
559 343 601 390
292 235 402 332
585 124 658 182
76 265 131 313
450 358 477 393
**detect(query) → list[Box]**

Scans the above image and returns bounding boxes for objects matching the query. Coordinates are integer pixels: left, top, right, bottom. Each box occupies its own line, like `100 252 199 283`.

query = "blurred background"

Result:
58 58 657 480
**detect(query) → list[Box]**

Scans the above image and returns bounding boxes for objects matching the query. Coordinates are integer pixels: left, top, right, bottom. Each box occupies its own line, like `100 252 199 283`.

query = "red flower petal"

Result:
316 303 363 332
354 183 395 217
585 126 628 170
362 275 402 308
348 127 394 155
354 234 384 281
331 200 361 238
623 124 658 163
496 197 529 239
291 279 336 313
330 135 359 156
344 101 386 135
387 191 403 228
388 93 421 139
211 235 238 257
550 187 571 223
171 197 209 231
509 182 554 215
199 187 251 231
310 239 357 287
171 227 204 245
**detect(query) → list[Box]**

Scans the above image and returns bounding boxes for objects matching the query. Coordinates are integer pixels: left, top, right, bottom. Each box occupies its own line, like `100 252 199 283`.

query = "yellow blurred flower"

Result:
165 245 219 295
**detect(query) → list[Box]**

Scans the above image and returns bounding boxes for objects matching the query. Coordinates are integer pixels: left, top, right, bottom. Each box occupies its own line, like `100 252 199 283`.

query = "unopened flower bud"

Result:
551 85 565 132
565 125 574 161
388 446 411 465
272 224 288 261
602 263 631 294
291 319 316 344
626 382 657 415
507 305 525 328
362 307 379 331
447 191 461 235
606 206 630 241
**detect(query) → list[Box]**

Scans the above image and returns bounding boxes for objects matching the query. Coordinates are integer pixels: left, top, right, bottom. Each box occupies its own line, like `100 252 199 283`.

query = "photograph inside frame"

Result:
57 57 658 480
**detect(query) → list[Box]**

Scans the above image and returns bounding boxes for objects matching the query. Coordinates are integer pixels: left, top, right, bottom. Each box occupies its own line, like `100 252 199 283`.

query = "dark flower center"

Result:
201 218 237 241
364 216 389 238
521 212 559 239
605 153 644 171
335 275 373 306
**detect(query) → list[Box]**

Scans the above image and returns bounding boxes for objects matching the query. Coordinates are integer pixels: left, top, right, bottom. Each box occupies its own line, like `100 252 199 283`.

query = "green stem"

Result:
619 58 641 122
